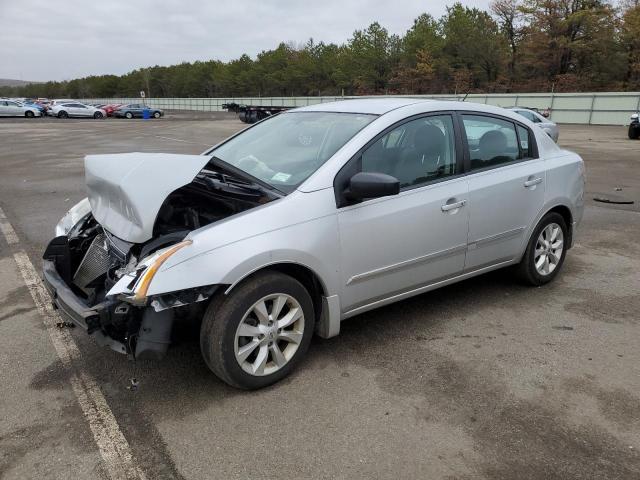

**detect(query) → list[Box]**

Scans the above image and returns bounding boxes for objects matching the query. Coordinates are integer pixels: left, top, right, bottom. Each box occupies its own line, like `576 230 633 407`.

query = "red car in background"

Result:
102 104 122 116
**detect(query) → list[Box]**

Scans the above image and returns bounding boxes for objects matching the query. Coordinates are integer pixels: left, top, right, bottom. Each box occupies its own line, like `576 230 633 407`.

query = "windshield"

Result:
210 111 376 192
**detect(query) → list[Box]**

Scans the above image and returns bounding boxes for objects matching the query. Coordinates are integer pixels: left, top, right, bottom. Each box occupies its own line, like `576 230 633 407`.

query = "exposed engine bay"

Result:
43 161 278 359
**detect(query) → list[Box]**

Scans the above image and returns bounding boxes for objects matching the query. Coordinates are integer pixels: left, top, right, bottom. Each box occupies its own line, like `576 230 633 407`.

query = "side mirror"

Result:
345 172 400 202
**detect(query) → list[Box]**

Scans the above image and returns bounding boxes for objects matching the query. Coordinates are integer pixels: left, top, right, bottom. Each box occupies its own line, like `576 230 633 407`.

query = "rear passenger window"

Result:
517 125 533 158
462 115 519 170
361 115 457 189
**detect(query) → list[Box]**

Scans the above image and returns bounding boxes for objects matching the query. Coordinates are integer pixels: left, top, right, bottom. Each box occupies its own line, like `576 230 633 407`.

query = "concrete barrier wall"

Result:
80 92 640 125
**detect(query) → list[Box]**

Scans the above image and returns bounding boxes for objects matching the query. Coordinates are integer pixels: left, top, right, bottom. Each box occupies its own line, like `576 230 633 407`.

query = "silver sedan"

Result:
509 107 560 142
0 99 42 117
43 98 584 389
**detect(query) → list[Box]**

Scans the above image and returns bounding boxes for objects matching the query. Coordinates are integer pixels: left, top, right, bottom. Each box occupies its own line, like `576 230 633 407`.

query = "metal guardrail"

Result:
80 92 640 125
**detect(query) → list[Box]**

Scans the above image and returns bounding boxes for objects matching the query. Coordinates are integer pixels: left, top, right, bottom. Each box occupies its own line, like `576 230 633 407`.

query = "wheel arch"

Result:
225 260 326 307
545 204 573 249
518 201 575 263
222 261 339 339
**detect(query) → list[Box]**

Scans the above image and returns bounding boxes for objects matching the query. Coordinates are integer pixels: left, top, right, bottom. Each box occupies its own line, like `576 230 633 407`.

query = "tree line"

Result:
3 0 640 99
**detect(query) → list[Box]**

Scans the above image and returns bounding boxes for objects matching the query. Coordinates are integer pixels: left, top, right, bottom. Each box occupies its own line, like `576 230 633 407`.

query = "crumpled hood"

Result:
85 152 210 243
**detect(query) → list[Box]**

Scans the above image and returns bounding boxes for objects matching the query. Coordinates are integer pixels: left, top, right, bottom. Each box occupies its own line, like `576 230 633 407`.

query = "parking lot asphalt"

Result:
1 113 639 479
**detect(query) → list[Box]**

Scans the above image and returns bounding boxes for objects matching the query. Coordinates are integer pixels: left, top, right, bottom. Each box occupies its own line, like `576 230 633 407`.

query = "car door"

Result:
73 104 90 116
5 101 21 116
0 101 8 116
461 113 545 271
127 104 139 117
61 103 76 116
336 114 469 313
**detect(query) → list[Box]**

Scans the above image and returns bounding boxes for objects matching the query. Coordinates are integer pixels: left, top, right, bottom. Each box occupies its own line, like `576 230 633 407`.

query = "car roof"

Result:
291 98 534 118
292 97 431 115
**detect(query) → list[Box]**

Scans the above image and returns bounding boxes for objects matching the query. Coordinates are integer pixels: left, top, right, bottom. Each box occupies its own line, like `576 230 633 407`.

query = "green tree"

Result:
490 0 523 86
347 22 398 93
441 3 509 90
519 0 624 89
622 4 640 88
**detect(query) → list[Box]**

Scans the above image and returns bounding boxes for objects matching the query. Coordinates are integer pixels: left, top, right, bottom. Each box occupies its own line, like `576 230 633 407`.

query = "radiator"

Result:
73 234 110 292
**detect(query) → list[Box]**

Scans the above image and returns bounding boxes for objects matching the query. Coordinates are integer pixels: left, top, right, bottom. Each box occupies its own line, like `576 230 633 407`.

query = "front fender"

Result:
145 213 341 298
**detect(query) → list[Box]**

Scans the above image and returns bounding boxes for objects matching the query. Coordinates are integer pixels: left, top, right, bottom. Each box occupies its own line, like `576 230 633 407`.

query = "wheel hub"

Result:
234 293 305 376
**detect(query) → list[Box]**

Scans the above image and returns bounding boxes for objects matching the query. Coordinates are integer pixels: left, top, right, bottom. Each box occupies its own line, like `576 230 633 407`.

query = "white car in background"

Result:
509 107 559 142
0 99 42 117
50 102 107 119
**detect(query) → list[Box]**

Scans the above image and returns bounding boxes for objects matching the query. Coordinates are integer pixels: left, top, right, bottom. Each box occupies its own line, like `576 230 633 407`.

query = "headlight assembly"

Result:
55 198 92 236
130 240 192 303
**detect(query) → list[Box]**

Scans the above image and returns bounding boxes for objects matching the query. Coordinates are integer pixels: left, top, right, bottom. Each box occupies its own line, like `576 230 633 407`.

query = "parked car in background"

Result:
509 107 559 142
114 103 164 119
50 102 107 119
43 98 584 389
629 113 639 139
0 99 42 117
46 99 77 114
102 103 122 116
22 101 47 114
504 106 551 118
49 99 76 108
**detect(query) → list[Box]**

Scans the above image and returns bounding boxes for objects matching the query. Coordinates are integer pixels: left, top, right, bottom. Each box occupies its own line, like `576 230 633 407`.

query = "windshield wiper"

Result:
208 156 285 196
196 170 265 199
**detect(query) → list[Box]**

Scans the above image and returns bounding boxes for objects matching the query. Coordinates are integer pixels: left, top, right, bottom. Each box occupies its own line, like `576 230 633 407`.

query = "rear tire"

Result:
25 110 34 118
58 111 68 119
200 271 315 390
629 126 639 140
125 112 133 119
153 111 161 118
516 212 568 286
93 111 103 119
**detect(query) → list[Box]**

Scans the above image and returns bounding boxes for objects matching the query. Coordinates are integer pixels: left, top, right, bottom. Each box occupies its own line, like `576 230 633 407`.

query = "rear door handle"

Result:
441 199 467 212
524 177 542 188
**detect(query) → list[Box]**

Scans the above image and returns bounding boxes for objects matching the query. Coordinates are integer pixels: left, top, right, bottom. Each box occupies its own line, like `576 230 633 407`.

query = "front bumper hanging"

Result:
42 259 128 354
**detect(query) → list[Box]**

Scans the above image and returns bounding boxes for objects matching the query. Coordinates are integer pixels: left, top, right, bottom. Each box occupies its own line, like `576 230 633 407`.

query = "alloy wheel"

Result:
234 293 305 376
534 223 564 276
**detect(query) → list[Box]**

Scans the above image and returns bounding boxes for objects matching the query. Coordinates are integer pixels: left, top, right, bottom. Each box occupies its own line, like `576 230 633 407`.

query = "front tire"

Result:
200 271 315 389
25 110 35 118
516 212 568 286
93 111 103 119
629 126 639 140
153 111 161 118
125 112 133 119
58 111 68 118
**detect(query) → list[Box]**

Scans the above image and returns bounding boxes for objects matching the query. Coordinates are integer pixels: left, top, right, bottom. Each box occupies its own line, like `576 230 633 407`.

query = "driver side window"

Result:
360 115 457 189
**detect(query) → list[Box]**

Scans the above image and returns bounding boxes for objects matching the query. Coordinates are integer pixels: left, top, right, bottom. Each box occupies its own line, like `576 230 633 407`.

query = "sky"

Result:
1 0 492 82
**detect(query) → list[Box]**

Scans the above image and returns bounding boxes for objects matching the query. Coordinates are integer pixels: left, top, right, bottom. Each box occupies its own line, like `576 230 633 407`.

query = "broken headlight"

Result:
55 197 92 236
124 240 192 304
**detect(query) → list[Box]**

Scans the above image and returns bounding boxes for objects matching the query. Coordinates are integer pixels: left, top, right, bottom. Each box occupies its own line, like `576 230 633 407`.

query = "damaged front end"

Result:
43 153 279 360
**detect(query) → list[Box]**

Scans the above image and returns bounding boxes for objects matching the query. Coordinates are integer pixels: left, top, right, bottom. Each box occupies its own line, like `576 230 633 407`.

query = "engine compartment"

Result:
154 168 268 236
43 164 277 357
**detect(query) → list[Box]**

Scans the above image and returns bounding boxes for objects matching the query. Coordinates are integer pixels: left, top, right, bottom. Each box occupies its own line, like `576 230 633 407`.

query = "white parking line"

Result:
0 208 19 245
0 206 146 480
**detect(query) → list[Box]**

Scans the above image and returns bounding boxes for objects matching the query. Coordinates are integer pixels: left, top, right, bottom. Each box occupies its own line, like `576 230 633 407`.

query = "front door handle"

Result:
524 177 542 188
441 199 467 212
